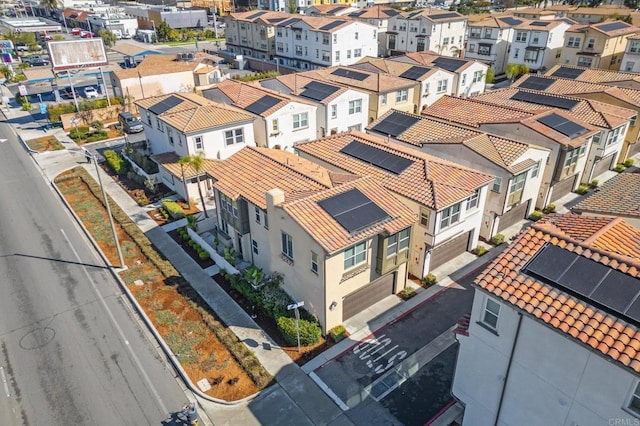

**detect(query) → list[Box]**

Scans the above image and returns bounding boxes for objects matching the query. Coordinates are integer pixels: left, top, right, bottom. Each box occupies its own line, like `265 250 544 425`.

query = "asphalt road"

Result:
0 122 188 424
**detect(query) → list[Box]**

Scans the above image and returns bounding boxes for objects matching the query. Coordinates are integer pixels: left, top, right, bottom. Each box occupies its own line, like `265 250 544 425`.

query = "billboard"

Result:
47 39 108 71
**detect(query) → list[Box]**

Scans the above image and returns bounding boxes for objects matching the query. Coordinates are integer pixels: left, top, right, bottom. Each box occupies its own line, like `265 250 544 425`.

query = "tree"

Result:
187 152 209 218
485 67 495 84
0 65 13 80
288 0 297 13
155 21 172 42
178 155 192 210
97 29 116 47
505 63 528 82
40 0 60 16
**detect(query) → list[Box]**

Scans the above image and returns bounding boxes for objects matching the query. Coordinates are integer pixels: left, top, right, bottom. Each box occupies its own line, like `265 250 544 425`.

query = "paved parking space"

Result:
311 267 481 426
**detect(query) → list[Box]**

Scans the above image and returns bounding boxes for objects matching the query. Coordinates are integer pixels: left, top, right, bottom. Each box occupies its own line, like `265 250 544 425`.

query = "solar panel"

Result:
537 113 589 138
318 188 389 233
300 81 340 101
247 11 266 19
245 95 281 115
518 76 555 91
433 57 467 72
551 67 584 79
148 95 183 115
523 243 640 326
340 140 414 175
499 17 522 26
280 18 301 26
511 91 579 110
319 20 347 31
531 21 550 26
331 68 369 81
430 13 459 19
370 111 420 138
597 21 629 32
399 66 431 80
267 17 287 23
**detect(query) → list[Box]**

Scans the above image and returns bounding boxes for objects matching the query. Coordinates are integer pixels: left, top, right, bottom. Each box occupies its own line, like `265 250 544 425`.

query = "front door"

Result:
237 234 243 256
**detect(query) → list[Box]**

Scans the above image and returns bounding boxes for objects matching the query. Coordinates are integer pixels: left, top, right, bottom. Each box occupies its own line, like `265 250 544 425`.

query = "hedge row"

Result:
162 199 185 219
179 227 210 260
104 150 129 175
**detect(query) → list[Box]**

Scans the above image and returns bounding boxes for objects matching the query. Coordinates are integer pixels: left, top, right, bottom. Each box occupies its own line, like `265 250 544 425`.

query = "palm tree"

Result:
187 152 209 218
0 65 13 81
178 156 192 210
40 0 60 16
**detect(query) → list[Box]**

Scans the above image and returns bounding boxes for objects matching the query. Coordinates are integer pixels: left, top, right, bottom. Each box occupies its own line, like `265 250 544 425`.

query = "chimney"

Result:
266 188 285 209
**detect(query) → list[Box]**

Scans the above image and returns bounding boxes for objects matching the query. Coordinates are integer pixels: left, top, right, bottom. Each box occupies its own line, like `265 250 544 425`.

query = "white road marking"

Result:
60 228 169 414
309 372 349 411
0 139 7 143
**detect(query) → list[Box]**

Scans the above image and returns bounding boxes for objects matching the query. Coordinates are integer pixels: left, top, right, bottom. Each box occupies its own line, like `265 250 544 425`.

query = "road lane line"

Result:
60 228 169 415
308 371 349 411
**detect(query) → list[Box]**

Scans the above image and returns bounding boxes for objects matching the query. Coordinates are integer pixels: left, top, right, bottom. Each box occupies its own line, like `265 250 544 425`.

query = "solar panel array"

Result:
340 140 414 175
280 18 301 26
148 95 183 115
370 111 420 138
331 68 369 81
430 13 459 19
537 112 589 138
319 20 347 31
524 244 640 325
300 81 340 101
433 57 467 72
597 21 629 32
511 91 579 110
551 67 584 79
245 95 282 115
247 11 267 19
499 17 523 26
530 21 550 26
399 66 431 80
518 76 555 91
318 188 390 233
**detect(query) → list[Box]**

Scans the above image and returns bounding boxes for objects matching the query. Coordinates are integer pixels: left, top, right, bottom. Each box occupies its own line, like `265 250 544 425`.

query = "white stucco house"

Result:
506 19 571 72
464 15 525 75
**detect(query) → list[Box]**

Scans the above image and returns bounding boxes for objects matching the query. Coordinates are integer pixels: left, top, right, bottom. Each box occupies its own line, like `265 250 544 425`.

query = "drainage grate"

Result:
369 371 405 401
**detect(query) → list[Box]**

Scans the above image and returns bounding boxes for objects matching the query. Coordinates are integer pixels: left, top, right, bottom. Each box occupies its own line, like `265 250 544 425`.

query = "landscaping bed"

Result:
99 158 174 207
54 167 272 401
168 228 215 269
25 135 64 152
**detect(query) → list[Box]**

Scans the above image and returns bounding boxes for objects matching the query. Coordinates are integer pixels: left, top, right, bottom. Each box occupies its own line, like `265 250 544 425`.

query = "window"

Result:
295 45 303 56
395 89 408 103
380 93 387 105
587 38 595 49
255 206 261 224
420 208 429 227
354 32 358 40
442 37 449 46
387 228 410 257
507 172 526 205
469 28 481 38
579 144 586 156
156 118 164 132
264 210 268 229
531 161 540 178
349 99 362 114
311 251 318 274
466 189 479 210
168 128 174 145
344 241 366 269
322 34 330 45
335 50 340 61
564 148 580 168
354 48 362 58
461 74 467 85
293 112 308 129
632 116 637 126
281 232 294 260
472 70 483 83
630 41 640 53
492 176 502 193
484 28 492 38
437 79 448 93
276 42 283 52
333 34 337 44
567 36 580 48
478 44 490 56
514 48 520 59
482 298 500 330
272 119 279 133
347 50 352 59
330 104 338 119
224 128 244 146
606 126 623 147
194 135 203 151
322 51 330 62
577 57 593 67
219 194 238 217
515 31 527 42
252 240 258 255
532 33 540 44
440 203 461 229
145 111 151 125
524 49 539 62
626 62 635 72
468 44 475 53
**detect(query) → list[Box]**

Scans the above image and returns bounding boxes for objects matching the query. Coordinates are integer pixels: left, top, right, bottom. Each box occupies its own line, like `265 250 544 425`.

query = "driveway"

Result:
311 265 485 426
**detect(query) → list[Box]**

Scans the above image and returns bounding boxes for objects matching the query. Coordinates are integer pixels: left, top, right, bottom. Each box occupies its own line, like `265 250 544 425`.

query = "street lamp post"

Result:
66 72 79 112
84 148 125 269
287 300 304 353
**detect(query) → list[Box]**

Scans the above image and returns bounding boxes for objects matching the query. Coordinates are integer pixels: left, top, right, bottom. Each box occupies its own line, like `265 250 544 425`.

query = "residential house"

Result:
517 69 640 159
285 65 416 123
391 52 488 98
62 8 94 31
135 93 257 204
562 20 640 70
202 79 317 151
351 56 456 111
620 34 640 72
465 15 528 75
224 11 290 60
506 19 571 73
347 6 402 56
386 9 467 57
110 53 226 101
273 15 378 70
303 4 356 16
87 12 138 38
453 213 640 425
204 146 415 333
572 173 640 228
295 130 493 278
259 73 370 136
472 86 635 183
512 6 574 20
123 5 207 30
190 0 234 16
566 6 635 24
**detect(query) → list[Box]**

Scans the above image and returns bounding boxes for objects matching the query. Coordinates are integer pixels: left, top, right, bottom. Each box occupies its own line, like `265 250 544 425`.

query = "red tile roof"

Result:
572 173 640 219
475 213 640 373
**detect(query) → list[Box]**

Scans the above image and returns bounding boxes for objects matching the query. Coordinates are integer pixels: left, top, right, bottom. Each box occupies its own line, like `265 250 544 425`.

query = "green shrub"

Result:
48 103 77 122
104 149 129 175
625 158 635 168
328 325 348 343
589 179 599 189
198 250 210 260
233 70 280 82
529 210 543 222
69 126 90 141
422 273 437 287
398 287 417 300
224 247 236 263
543 204 556 214
260 282 292 320
474 246 488 256
615 163 626 172
161 199 185 219
576 184 589 195
21 101 32 111
491 233 506 245
276 316 322 346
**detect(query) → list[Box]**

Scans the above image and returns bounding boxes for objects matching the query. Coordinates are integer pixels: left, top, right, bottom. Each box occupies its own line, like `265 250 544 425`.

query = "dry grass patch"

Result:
26 135 64 152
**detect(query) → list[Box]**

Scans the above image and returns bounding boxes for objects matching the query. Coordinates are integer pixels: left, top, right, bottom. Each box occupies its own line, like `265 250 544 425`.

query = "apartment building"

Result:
621 34 640 72
224 10 290 60
347 6 401 56
506 19 571 72
465 15 526 75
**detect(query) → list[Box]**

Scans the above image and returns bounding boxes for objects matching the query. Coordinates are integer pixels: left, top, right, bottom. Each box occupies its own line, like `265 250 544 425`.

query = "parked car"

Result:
59 87 79 99
81 31 94 38
118 112 144 133
71 28 82 36
15 44 30 52
83 86 99 98
25 56 50 67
